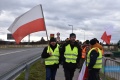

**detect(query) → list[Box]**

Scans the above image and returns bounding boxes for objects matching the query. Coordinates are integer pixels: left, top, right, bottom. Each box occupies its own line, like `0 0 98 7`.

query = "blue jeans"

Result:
46 67 57 80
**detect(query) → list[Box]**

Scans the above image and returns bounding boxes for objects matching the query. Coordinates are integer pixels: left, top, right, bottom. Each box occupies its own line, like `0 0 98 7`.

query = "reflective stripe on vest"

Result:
87 47 102 68
45 44 59 65
64 44 78 63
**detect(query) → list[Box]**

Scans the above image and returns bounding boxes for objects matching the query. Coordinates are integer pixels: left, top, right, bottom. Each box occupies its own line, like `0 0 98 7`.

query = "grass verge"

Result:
15 59 118 80
100 72 117 80
15 59 46 80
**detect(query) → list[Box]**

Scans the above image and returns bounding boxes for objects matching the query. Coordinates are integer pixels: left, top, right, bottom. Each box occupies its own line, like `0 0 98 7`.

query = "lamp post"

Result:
68 25 73 33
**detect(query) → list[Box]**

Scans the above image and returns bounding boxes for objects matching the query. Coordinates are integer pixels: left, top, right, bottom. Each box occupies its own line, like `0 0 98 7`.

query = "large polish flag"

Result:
8 4 46 44
78 61 88 80
101 26 113 44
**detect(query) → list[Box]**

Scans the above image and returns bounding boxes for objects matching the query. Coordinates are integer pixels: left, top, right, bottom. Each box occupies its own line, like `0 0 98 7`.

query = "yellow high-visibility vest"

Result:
45 44 60 65
87 47 102 68
64 44 78 63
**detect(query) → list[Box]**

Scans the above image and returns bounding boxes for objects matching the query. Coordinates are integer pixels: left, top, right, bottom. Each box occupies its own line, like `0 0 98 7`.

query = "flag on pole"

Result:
8 4 46 44
78 61 88 80
101 26 113 44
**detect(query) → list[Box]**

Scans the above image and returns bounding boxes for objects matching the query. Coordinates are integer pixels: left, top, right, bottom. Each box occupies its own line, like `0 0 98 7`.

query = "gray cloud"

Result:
0 0 120 43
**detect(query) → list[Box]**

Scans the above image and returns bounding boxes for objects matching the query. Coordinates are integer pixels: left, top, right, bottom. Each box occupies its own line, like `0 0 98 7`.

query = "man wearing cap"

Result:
61 33 82 80
41 37 60 80
87 39 102 80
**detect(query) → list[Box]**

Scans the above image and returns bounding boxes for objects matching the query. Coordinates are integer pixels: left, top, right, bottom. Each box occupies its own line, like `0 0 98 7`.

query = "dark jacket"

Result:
88 50 100 71
41 44 60 69
61 41 82 69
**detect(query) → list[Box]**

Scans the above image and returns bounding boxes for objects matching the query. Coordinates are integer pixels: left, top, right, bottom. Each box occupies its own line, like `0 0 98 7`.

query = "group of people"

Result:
41 33 103 80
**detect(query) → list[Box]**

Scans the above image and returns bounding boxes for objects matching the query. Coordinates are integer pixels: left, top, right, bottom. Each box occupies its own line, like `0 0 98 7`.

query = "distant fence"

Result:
103 45 118 51
0 45 47 48
102 57 120 80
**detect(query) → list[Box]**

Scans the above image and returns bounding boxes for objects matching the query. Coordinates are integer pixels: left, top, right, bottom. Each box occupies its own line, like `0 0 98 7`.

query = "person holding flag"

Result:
41 38 61 80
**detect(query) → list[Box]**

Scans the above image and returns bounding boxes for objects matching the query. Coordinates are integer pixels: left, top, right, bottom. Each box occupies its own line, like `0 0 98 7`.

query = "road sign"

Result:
7 34 14 40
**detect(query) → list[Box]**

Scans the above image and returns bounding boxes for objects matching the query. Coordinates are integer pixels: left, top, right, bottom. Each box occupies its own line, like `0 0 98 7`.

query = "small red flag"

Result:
101 26 113 44
101 31 111 44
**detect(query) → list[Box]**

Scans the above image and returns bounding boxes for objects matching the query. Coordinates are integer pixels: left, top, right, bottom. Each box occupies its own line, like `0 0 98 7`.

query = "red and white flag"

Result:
8 4 46 44
101 26 113 44
78 61 88 80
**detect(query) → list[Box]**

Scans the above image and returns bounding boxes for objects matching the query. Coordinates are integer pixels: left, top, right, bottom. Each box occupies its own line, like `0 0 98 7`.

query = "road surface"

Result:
0 47 43 77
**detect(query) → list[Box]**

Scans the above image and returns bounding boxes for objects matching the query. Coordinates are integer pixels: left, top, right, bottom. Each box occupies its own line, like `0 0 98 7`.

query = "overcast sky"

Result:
0 0 120 43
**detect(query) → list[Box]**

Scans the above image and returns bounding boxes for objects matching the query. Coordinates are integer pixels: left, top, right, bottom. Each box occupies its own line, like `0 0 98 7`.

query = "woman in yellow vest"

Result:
87 39 102 80
41 38 60 80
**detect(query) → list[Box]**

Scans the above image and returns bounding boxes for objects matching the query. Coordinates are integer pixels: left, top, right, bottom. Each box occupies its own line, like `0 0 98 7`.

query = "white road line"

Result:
0 49 30 56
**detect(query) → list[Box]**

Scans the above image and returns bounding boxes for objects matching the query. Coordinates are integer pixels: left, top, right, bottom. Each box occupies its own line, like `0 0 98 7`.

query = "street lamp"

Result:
68 25 73 33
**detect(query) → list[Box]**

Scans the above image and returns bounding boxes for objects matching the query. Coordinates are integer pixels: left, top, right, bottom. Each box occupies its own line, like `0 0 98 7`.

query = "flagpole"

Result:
28 34 30 44
40 4 50 52
40 4 49 41
102 40 104 44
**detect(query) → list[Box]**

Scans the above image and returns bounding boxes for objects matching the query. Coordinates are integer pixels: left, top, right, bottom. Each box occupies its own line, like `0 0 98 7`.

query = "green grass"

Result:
15 59 46 80
15 59 118 80
100 72 117 80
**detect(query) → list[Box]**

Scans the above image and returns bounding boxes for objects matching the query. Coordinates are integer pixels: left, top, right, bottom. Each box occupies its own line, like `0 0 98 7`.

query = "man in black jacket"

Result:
61 33 82 80
87 39 102 80
41 38 60 80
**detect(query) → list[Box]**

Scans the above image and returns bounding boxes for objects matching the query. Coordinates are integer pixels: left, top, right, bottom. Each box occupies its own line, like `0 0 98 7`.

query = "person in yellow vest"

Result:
78 40 90 70
41 38 60 80
61 33 82 80
93 38 104 56
87 39 102 80
82 40 90 59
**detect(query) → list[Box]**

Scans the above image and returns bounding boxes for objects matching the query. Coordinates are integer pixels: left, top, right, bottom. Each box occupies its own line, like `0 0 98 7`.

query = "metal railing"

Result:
0 45 47 48
0 55 41 80
102 57 120 80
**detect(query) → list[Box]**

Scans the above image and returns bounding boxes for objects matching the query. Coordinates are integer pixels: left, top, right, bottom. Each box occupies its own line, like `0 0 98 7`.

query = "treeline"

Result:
0 37 48 45
0 40 48 45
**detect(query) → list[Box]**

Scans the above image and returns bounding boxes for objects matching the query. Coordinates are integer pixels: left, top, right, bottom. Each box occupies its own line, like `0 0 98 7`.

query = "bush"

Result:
112 51 120 58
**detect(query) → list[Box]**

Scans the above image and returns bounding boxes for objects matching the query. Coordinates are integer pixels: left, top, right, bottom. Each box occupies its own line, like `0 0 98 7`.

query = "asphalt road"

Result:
0 47 44 76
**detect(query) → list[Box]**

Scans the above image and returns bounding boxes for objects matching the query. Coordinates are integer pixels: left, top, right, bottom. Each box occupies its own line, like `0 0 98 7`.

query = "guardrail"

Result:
102 57 120 80
0 55 41 80
0 45 47 48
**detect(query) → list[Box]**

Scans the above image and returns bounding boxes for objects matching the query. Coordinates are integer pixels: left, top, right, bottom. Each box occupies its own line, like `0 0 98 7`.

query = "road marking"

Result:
0 49 30 56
